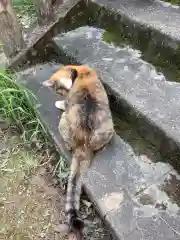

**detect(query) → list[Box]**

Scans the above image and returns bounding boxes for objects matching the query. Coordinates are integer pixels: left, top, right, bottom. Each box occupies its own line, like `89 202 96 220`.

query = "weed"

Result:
0 68 69 183
53 156 69 189
0 69 49 145
0 71 69 238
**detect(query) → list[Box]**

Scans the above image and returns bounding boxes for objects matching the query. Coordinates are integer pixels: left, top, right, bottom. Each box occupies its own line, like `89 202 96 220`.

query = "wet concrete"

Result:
16 63 180 240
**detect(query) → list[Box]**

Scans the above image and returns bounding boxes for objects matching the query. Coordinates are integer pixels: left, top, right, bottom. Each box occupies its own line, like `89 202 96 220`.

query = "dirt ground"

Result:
0 128 113 240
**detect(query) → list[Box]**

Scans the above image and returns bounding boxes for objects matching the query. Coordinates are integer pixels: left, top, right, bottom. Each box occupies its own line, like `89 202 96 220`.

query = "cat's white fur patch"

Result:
55 100 65 110
60 78 72 90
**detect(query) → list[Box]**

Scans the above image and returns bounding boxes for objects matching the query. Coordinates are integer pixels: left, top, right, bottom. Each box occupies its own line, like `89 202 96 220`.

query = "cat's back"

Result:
66 69 111 140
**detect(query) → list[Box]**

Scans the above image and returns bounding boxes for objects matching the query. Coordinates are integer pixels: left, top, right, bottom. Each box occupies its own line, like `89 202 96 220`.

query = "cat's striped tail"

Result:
65 145 92 238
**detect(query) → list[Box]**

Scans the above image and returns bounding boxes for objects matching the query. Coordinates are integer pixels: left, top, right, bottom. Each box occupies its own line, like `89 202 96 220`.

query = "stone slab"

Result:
16 63 178 240
92 0 180 43
53 26 180 154
105 169 180 239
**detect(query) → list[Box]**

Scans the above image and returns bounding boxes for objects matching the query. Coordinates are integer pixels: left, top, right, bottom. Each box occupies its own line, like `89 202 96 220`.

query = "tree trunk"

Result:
34 0 52 24
0 0 24 58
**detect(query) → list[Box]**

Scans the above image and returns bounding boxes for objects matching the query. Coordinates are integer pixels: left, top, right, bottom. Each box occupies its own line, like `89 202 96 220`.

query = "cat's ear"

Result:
42 79 55 87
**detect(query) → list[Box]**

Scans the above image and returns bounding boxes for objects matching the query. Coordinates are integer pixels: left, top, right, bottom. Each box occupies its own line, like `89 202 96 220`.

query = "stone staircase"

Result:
16 0 180 239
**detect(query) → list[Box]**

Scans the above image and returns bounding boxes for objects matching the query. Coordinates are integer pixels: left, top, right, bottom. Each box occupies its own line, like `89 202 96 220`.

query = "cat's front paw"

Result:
55 100 65 110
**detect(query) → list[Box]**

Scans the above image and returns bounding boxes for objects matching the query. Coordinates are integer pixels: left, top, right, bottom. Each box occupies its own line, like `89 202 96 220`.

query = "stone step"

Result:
52 26 180 170
87 0 180 66
91 0 180 41
17 63 180 240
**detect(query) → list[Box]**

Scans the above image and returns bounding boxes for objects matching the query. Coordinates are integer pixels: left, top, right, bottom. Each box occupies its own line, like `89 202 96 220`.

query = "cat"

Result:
43 65 114 239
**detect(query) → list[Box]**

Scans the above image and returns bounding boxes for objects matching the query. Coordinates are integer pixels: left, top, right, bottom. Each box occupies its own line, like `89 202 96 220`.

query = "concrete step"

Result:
91 0 180 42
52 26 180 171
17 63 180 240
87 0 180 68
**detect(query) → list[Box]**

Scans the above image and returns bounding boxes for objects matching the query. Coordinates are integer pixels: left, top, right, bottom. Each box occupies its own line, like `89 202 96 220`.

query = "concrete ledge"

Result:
17 63 180 240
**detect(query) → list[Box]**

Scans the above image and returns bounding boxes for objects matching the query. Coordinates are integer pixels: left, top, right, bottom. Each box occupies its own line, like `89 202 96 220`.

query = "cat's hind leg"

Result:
59 112 76 151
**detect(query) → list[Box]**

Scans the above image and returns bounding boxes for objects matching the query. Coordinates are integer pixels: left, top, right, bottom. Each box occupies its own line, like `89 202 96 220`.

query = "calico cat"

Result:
43 65 114 239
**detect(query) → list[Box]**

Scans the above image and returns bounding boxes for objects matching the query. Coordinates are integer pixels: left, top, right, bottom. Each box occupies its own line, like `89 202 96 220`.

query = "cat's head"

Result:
43 65 90 94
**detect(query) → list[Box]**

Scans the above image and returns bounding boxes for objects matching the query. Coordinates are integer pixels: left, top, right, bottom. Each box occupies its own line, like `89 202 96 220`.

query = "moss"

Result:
164 0 180 4
102 30 126 46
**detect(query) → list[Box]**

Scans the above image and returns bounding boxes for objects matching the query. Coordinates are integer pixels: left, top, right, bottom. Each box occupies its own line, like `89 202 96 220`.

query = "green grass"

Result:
0 70 65 239
12 0 37 28
0 68 69 180
0 68 70 203
13 0 36 15
0 69 48 145
53 156 69 189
